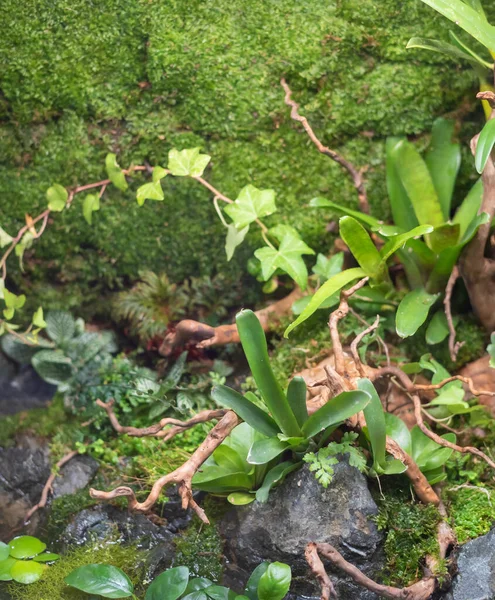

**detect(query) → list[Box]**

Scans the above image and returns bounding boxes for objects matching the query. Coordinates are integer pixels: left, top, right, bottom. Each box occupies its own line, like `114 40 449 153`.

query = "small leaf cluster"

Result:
0 536 59 585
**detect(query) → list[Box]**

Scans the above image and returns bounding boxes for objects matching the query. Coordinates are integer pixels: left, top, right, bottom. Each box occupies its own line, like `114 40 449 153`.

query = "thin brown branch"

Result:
90 411 240 522
349 306 390 367
444 266 464 362
281 78 370 214
411 375 495 398
305 543 337 600
350 315 380 376
25 450 79 522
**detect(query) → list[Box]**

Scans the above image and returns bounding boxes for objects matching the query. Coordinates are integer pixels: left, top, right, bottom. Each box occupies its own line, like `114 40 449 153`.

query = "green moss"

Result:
7 542 146 600
447 486 495 544
42 488 98 544
1 0 491 313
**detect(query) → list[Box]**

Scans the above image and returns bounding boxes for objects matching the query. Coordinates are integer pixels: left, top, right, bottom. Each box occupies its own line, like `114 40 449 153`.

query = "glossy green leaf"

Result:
46 183 68 212
453 179 483 238
384 412 412 456
390 139 444 228
145 567 189 600
11 560 45 584
192 468 254 493
256 461 300 503
396 289 439 338
475 118 495 173
428 223 460 254
83 193 100 225
414 0 495 53
245 563 269 600
287 376 309 427
386 137 419 231
32 552 60 563
380 457 407 475
425 310 450 345
309 198 380 228
339 216 383 280
204 586 236 600
0 226 13 248
301 390 371 438
168 147 211 177
236 310 302 437
407 36 492 68
379 225 434 264
136 181 164 206
0 543 9 563
9 536 46 559
247 437 289 465
182 593 208 600
225 225 249 261
224 185 276 229
449 31 494 69
257 562 291 600
212 385 280 437
185 577 214 594
0 557 17 581
227 492 255 505
358 379 386 470
105 153 128 191
424 118 461 218
254 232 314 291
213 445 250 473
285 268 366 337
65 564 134 598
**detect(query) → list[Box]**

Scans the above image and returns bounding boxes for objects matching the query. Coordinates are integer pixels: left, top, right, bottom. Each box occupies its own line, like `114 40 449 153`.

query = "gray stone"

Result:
220 461 383 600
52 455 99 498
443 528 495 600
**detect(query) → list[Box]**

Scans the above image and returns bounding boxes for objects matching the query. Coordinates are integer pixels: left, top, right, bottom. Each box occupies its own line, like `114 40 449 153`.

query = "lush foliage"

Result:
0 536 59 585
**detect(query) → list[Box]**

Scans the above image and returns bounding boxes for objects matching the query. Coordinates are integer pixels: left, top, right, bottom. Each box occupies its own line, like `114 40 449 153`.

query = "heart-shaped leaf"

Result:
65 564 134 598
46 183 68 212
257 562 291 600
225 185 276 229
396 289 439 338
168 148 211 177
145 566 189 600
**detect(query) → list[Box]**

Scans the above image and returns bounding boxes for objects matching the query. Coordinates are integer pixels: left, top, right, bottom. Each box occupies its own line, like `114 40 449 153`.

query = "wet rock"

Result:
220 461 383 600
52 455 99 498
443 527 495 600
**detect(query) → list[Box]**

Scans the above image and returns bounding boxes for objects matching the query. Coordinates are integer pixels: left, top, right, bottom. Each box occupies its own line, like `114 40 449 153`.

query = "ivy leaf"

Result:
152 166 168 182
105 153 128 191
32 307 47 329
46 184 68 212
136 181 164 206
254 233 314 290
312 252 344 281
168 148 211 177
15 231 34 272
0 226 13 248
3 289 26 317
225 185 277 229
82 194 100 225
225 225 249 261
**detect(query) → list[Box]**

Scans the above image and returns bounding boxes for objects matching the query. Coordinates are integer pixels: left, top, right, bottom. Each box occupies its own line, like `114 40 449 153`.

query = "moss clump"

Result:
447 487 495 544
375 495 442 587
7 542 146 600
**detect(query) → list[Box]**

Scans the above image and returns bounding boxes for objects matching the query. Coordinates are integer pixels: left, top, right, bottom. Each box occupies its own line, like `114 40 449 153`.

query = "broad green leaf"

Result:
384 412 412 456
227 492 255 505
65 564 134 598
213 445 249 473
309 198 380 228
46 183 68 212
225 225 248 261
424 118 461 219
3 289 26 311
192 468 254 493
254 233 314 291
245 563 269 600
358 379 386 470
301 390 371 438
105 153 128 191
339 216 384 280
414 0 495 53
256 461 300 503
386 138 419 231
45 310 75 344
183 593 208 600
203 586 235 600
136 181 164 206
145 566 189 600
257 562 291 600
286 376 308 427
0 557 17 581
475 118 495 174
428 223 460 254
449 30 494 69
453 179 483 238
425 310 450 345
247 437 289 465
312 252 344 281
0 543 9 563
407 36 490 68
379 225 433 264
380 458 407 475
32 350 73 386
11 560 45 584
32 307 47 329
291 291 340 316
0 226 13 248
83 194 100 225
225 185 277 229
390 139 444 228
396 289 439 338
152 166 168 181
285 267 366 337
185 578 214 594
168 148 211 177
32 552 60 563
8 536 45 559
212 385 280 437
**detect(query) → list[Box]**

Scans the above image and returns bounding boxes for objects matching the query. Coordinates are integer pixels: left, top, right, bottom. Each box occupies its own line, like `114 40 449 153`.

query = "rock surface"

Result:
443 527 495 600
220 461 383 600
52 455 99 498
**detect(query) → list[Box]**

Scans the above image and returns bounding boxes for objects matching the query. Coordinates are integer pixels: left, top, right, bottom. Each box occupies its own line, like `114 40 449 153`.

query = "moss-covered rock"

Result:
1 0 493 313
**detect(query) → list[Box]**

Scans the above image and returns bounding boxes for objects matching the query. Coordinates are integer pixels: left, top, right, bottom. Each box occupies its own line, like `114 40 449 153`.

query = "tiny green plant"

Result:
65 562 292 600
0 536 59 584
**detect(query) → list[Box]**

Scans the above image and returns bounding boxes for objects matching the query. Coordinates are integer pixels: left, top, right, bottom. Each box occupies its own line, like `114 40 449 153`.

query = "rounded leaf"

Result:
11 560 46 584
257 562 291 600
9 536 46 559
0 557 17 581
227 492 255 505
65 564 134 598
33 552 60 563
145 566 189 600
0 542 10 562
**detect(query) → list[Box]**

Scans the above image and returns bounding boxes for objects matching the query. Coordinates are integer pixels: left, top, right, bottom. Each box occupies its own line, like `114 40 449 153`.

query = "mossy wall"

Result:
1 0 491 311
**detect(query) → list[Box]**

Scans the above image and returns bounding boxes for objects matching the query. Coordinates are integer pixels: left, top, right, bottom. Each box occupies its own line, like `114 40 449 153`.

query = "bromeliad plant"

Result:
288 118 489 341
65 562 292 600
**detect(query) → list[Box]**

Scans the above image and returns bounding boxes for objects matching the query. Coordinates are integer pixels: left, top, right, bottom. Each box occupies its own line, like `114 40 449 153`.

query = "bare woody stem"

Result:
444 266 464 362
281 78 370 214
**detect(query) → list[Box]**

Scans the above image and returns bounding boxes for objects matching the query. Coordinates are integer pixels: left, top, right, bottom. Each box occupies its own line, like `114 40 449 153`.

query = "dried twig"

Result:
305 543 337 600
444 266 464 362
281 78 370 214
350 315 380 376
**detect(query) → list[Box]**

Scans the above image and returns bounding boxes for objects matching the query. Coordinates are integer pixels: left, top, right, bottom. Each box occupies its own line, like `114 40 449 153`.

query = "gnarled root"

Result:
90 410 239 522
159 287 302 356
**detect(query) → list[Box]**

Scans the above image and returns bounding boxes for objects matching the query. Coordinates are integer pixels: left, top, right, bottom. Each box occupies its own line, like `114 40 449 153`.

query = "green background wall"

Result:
0 0 491 313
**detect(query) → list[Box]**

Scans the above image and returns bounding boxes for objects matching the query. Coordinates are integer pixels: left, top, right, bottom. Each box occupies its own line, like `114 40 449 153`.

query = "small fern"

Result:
304 432 367 488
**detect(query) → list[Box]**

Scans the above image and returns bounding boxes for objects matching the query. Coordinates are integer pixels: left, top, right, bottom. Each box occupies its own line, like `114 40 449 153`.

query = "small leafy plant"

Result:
0 536 59 585
65 562 292 600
